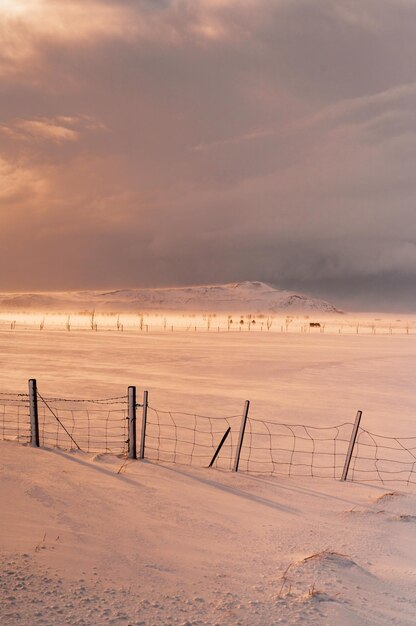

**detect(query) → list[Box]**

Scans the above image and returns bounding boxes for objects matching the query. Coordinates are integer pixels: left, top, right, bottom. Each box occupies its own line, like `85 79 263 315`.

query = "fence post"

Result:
29 378 39 448
209 426 231 468
128 386 137 459
341 410 362 481
233 400 250 472
139 390 148 460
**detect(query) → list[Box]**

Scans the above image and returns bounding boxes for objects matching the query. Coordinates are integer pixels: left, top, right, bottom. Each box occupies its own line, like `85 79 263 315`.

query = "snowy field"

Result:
1 314 416 435
1 315 416 624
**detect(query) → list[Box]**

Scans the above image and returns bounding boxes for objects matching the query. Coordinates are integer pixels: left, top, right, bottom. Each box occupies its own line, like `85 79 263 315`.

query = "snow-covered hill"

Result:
0 281 342 313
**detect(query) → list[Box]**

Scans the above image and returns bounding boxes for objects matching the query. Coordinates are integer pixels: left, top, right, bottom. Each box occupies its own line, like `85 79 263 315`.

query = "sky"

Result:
1 0 416 310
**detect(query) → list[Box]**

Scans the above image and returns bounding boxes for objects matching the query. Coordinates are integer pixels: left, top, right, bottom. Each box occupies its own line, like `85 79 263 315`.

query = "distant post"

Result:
341 410 362 481
128 386 137 459
233 400 250 472
139 390 149 460
29 379 40 448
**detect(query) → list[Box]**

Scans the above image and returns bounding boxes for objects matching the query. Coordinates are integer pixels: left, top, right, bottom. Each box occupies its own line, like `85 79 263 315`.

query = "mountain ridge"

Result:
0 281 342 313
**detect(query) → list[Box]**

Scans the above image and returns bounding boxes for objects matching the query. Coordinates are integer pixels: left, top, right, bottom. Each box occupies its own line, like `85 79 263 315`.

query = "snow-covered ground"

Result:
1 323 415 435
1 442 416 625
1 316 416 624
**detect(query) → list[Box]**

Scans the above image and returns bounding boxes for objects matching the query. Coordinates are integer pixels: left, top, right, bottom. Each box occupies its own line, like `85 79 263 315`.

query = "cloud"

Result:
0 156 49 202
0 0 415 309
15 119 79 143
0 115 106 146
0 0 139 80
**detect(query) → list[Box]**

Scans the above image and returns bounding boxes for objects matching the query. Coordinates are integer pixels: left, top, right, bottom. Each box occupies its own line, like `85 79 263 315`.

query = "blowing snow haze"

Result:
1 1 416 312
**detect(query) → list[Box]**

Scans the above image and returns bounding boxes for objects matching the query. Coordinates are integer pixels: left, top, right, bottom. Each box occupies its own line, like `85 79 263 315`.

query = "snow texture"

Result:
1 443 416 625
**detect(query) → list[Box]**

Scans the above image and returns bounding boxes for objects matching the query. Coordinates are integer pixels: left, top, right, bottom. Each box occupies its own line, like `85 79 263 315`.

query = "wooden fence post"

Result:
128 386 137 459
139 390 148 460
233 400 250 472
341 410 362 481
29 379 39 448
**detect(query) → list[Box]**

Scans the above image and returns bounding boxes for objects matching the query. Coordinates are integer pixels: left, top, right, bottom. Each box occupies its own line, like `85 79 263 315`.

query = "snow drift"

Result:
1 441 416 625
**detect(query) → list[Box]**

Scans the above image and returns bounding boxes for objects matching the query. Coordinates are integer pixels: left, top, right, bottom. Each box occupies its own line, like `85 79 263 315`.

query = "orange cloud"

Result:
0 156 49 209
16 119 79 143
0 0 138 77
0 0 138 40
0 115 105 146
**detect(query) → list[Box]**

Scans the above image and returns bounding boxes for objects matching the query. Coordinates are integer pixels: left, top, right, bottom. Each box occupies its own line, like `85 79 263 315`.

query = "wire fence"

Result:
145 406 242 469
0 391 128 455
36 394 128 455
238 418 354 479
1 385 416 485
0 392 30 444
350 429 416 486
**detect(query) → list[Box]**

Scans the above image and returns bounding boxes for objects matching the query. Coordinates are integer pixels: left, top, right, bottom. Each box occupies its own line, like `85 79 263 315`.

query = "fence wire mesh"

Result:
36 394 128 455
2 386 416 486
238 418 354 478
145 406 242 469
0 392 30 444
351 429 416 485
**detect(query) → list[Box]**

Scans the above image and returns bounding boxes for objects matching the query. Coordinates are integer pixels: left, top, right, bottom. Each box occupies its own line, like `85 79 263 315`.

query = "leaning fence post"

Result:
128 386 137 459
29 378 39 448
209 426 231 468
139 390 148 460
341 410 362 481
233 400 250 472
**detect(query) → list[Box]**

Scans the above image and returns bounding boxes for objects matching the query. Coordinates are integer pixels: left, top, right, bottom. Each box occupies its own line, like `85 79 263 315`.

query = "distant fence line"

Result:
0 314 414 335
1 380 416 486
